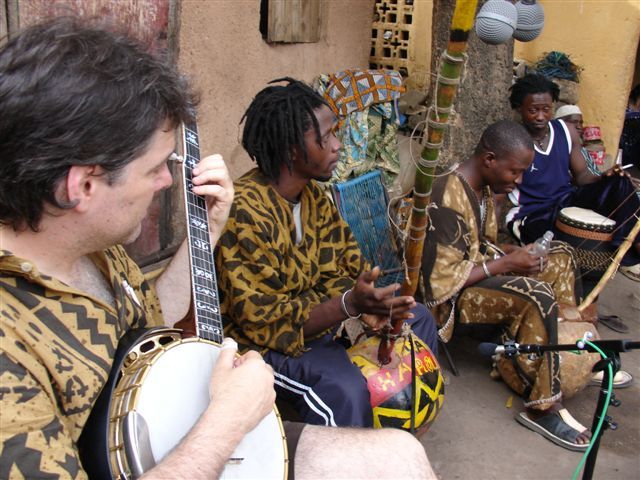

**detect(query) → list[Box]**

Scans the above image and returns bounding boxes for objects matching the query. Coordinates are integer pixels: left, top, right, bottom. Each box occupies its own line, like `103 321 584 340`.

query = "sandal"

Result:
598 315 629 334
619 263 640 282
515 410 589 452
590 370 633 388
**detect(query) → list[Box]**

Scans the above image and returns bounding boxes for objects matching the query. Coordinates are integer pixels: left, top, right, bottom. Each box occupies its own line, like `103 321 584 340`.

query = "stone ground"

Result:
421 272 640 480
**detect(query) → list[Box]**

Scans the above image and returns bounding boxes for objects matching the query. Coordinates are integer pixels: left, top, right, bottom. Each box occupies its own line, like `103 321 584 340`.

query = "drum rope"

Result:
574 208 640 281
563 190 640 281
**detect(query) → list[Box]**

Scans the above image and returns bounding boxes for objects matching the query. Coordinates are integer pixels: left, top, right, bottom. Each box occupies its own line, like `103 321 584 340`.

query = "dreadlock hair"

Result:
475 120 533 158
240 77 329 181
509 73 560 109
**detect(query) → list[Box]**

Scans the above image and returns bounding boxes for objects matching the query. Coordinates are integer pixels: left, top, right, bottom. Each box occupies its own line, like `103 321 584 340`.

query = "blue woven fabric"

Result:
332 170 404 288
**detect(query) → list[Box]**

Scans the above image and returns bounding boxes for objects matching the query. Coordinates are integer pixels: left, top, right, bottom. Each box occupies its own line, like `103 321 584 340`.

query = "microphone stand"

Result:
498 339 640 480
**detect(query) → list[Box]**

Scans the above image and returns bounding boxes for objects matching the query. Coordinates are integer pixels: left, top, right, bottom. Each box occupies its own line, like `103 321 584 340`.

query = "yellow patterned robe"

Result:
0 247 163 478
422 173 580 408
216 169 368 357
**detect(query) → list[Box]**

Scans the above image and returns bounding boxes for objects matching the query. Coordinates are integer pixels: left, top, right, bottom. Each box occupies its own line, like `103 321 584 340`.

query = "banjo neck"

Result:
180 122 224 344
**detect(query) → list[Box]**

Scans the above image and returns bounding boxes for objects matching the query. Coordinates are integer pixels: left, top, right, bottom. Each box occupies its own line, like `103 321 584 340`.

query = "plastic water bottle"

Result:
530 230 554 257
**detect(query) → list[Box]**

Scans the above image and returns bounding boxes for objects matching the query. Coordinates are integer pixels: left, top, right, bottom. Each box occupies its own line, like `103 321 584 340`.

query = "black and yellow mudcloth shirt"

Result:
0 247 163 478
216 169 368 357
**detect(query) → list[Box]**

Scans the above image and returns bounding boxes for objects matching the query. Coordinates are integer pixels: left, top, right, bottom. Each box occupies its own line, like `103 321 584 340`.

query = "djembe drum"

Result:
347 328 445 436
554 207 616 275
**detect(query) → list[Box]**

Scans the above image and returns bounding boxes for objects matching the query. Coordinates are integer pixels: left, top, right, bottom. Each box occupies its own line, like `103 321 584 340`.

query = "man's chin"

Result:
316 174 333 182
122 225 143 245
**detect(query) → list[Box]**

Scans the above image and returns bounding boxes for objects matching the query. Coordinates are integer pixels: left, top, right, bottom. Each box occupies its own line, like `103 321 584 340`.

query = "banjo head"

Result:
110 336 287 479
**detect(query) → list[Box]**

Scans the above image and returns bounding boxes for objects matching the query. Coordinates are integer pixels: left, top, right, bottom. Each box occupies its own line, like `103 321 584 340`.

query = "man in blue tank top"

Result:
506 74 640 275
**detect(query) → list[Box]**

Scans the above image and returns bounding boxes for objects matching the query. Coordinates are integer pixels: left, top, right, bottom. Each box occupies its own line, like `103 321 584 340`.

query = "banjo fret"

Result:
181 124 225 342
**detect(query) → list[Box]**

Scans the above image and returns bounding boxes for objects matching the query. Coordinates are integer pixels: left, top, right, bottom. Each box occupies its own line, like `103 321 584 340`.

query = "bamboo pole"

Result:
378 0 479 364
578 216 640 312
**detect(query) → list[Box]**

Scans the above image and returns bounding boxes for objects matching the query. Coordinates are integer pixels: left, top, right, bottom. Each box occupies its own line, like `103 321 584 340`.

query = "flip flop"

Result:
598 315 629 334
619 264 640 282
515 411 589 452
590 370 634 388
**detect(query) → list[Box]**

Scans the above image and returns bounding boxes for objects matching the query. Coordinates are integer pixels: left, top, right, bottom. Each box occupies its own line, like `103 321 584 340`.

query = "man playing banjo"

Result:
0 17 435 479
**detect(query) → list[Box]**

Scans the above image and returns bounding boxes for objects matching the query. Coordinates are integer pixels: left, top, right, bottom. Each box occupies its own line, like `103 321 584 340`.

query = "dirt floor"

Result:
421 271 640 480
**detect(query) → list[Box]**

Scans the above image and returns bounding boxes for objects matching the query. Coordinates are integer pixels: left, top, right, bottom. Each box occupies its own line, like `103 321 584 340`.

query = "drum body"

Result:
348 333 444 436
556 320 600 399
554 206 615 273
495 319 599 400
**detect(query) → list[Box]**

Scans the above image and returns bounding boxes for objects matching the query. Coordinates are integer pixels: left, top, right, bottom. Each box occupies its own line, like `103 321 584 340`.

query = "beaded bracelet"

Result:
482 261 492 278
340 288 362 319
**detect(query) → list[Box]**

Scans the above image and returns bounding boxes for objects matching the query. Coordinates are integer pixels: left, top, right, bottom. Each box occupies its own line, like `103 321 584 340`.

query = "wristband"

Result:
482 261 492 278
340 289 362 319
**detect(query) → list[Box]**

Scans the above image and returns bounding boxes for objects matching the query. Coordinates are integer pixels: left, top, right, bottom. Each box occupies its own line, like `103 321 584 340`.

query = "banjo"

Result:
78 121 287 479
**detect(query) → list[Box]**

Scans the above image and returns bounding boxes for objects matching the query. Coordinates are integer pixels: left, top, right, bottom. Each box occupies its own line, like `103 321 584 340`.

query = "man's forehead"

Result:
524 92 553 105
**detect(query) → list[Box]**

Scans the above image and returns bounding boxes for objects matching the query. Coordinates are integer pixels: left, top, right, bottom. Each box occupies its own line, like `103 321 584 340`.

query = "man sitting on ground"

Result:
505 74 640 278
215 78 439 428
0 18 435 479
422 120 591 451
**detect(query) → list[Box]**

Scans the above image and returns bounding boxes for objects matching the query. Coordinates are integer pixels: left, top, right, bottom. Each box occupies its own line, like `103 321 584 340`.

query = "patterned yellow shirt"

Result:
422 173 498 306
216 169 367 357
0 246 163 478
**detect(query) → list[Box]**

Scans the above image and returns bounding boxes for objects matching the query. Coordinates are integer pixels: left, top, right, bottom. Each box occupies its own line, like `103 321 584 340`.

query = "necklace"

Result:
533 129 549 149
455 170 488 229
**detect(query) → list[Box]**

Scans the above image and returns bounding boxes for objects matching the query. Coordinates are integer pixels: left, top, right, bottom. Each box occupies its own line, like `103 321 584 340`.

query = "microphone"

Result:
478 342 504 356
513 0 545 42
479 339 640 357
474 0 518 45
478 341 541 357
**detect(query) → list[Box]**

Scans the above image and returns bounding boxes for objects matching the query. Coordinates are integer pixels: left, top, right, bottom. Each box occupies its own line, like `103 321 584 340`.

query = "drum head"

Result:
558 207 615 233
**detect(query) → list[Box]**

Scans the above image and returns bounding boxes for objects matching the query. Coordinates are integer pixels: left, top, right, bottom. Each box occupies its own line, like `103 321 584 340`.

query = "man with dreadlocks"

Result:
215 78 439 427
505 73 640 274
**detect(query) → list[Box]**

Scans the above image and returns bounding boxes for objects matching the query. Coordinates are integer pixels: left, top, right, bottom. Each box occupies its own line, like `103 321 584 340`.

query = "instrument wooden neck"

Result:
181 122 224 344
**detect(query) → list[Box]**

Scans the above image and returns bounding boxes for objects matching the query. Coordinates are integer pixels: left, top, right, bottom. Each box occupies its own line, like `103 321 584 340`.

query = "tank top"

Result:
507 119 575 221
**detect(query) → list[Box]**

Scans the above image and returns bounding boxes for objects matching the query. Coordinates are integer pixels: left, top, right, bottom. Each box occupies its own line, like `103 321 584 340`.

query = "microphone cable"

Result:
572 340 614 480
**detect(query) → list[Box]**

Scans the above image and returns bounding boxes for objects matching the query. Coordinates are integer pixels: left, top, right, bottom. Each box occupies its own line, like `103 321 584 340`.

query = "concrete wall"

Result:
178 0 375 180
514 0 640 159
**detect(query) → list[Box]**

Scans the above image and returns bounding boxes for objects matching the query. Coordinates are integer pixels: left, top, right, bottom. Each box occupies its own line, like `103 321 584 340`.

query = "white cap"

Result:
554 104 582 119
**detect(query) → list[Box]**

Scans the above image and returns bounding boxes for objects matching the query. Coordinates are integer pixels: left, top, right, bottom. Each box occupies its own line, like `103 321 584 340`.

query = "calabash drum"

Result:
347 333 444 436
554 207 616 273
556 320 601 399
495 318 599 401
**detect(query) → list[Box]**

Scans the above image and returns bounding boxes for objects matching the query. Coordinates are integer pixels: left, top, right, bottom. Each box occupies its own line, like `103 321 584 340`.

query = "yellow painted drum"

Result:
348 333 444 436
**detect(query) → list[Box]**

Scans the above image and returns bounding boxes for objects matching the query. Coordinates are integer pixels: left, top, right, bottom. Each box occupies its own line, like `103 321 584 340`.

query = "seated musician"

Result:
421 120 592 451
215 78 439 427
0 19 436 479
505 74 640 274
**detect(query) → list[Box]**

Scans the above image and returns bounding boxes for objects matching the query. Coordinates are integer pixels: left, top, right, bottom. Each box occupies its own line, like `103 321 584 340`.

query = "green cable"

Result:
571 340 614 480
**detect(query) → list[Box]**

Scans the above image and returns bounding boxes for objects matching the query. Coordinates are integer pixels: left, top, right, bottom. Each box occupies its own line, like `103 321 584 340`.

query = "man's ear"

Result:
289 144 302 163
62 165 101 212
482 151 497 169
